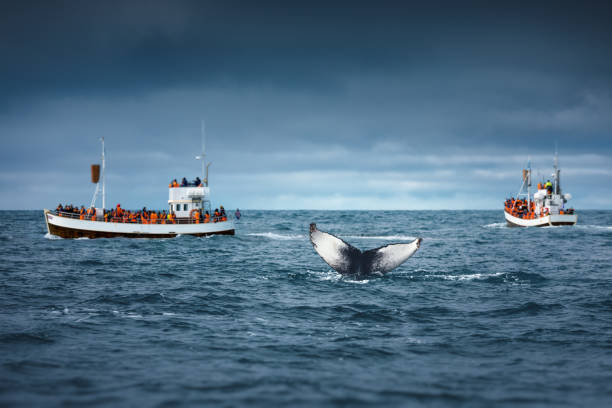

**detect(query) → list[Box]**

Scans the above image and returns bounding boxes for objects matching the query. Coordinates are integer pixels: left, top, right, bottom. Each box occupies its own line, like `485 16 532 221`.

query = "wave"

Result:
44 233 63 240
345 235 417 241
246 232 305 241
575 224 612 231
483 222 507 228
305 269 370 284
484 301 564 317
396 270 546 283
411 272 505 281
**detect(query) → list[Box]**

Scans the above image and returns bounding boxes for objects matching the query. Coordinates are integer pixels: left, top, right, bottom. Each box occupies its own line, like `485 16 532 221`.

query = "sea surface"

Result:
1 210 611 407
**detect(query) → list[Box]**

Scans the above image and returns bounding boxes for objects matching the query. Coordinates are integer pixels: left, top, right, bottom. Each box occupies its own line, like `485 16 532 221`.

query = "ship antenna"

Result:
195 120 211 187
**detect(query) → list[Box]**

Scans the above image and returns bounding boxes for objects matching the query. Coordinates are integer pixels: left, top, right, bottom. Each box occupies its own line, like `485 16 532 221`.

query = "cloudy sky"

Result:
1 1 611 210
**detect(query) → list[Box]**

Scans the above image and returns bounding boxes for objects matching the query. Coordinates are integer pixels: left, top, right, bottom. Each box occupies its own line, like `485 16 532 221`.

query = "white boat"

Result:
504 152 577 227
44 136 235 239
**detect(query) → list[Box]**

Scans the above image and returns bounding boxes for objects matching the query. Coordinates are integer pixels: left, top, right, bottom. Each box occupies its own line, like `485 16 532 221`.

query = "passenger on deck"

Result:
545 180 553 194
204 211 210 223
181 177 188 187
194 177 202 187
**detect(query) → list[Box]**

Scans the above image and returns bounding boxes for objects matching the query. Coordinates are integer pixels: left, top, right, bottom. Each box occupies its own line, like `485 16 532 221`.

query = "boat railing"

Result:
51 210 232 224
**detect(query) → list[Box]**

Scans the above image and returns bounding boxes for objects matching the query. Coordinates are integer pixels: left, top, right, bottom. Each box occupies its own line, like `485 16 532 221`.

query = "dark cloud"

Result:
3 1 611 101
1 1 611 209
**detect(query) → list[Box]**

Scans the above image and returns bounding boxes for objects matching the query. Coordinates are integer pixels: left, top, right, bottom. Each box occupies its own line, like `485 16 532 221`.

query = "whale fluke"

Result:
309 223 421 277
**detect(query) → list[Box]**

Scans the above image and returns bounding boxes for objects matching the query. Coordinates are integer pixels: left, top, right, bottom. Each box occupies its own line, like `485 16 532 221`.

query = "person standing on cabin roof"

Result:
545 180 553 194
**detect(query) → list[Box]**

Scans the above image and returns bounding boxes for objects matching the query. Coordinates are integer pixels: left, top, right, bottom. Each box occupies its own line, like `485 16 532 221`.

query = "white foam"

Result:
307 269 370 284
575 224 612 231
247 232 304 241
343 278 370 284
406 272 505 281
345 235 417 241
483 223 507 228
162 312 176 316
44 233 63 240
444 272 504 281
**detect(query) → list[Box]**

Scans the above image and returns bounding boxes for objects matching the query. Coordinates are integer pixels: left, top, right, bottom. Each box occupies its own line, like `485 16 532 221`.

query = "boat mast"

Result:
201 120 206 184
553 145 560 195
101 137 106 210
89 138 106 210
195 120 211 186
527 157 531 208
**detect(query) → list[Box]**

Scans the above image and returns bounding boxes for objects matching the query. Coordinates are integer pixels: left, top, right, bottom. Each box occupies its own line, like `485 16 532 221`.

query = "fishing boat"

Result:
504 152 577 227
44 136 235 238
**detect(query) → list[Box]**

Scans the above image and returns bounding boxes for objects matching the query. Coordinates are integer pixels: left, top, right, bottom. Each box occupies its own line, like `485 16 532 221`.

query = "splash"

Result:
44 233 63 240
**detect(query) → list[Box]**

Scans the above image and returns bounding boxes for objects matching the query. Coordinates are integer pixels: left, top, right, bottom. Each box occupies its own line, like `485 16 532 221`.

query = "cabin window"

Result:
170 204 173 211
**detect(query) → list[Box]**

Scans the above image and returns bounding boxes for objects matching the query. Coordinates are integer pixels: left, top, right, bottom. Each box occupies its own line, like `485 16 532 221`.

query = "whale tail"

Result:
362 238 422 273
309 223 421 276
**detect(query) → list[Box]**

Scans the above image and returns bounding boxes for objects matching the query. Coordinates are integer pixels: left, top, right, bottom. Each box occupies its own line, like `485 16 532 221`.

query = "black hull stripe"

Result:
506 221 576 228
48 223 234 239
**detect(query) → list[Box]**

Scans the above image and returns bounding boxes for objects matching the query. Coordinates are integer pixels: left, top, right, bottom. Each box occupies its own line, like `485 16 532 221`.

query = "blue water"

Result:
1 210 611 407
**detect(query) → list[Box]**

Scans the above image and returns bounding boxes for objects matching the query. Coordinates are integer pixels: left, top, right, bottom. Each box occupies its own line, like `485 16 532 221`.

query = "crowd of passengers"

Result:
504 198 574 218
55 203 228 224
504 198 539 219
169 177 203 188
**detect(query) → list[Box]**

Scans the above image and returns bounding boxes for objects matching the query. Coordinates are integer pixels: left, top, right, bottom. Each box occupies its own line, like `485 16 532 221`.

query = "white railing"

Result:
52 210 231 224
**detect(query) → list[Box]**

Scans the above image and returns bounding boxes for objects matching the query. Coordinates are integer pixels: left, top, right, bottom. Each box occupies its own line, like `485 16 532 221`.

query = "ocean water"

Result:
1 210 611 407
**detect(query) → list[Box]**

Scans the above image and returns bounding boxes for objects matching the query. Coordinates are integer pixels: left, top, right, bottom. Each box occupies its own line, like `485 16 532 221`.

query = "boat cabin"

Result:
168 186 211 218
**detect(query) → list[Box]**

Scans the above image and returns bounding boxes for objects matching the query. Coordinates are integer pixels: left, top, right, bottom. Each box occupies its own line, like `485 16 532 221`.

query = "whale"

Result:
309 223 422 277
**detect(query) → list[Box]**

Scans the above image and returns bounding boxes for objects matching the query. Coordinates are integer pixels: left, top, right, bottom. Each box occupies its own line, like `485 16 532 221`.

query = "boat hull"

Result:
44 210 235 239
504 211 577 227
